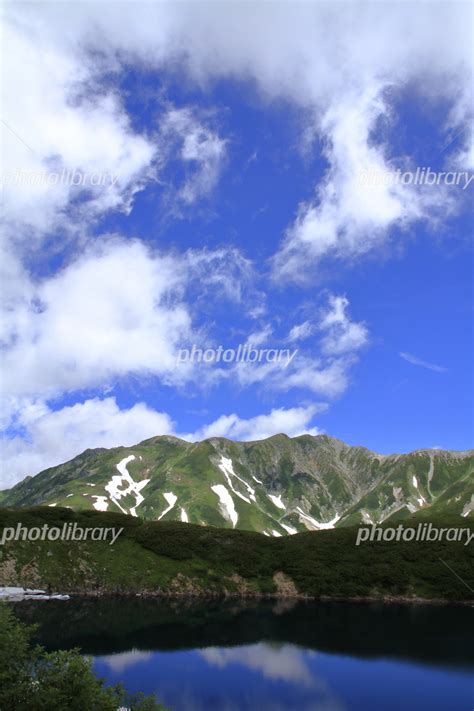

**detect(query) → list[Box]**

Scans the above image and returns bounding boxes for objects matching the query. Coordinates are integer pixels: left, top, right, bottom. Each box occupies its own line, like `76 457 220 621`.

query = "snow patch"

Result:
92 496 109 512
158 492 177 520
271 530 282 537
217 456 256 503
105 455 150 517
462 495 474 518
427 456 434 496
268 494 285 510
180 507 189 523
211 484 238 527
280 523 298 535
0 587 69 601
362 510 374 524
296 507 340 530
252 475 263 484
411 475 426 505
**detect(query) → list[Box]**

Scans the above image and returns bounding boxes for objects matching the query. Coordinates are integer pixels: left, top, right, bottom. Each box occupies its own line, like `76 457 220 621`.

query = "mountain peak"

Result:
2 434 472 531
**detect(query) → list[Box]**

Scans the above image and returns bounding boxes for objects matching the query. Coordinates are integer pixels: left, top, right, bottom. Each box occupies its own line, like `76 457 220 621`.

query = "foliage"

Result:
0 605 167 711
0 507 472 602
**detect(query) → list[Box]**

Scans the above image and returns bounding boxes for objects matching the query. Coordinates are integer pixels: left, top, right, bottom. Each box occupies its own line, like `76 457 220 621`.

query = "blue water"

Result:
15 598 474 710
93 645 473 711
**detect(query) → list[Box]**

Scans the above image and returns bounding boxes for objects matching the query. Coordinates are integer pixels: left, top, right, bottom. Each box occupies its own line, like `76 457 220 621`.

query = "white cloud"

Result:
1 397 175 488
231 294 368 398
161 108 227 206
400 352 448 373
0 237 266 410
0 399 324 487
1 16 156 239
6 1 469 276
278 357 354 399
246 324 273 346
288 321 313 342
184 247 258 305
319 295 369 356
187 404 323 443
271 85 461 281
0 240 195 402
1 14 230 249
3 2 465 485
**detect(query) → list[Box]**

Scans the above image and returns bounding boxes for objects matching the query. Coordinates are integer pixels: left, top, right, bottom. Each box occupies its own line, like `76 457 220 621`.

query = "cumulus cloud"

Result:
0 237 266 413
1 15 156 239
0 399 324 487
1 11 231 251
0 240 194 402
6 1 470 276
1 397 175 488
186 404 323 443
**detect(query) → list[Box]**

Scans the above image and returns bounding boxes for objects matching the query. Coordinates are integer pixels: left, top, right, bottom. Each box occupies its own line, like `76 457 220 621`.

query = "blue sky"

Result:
1 2 473 486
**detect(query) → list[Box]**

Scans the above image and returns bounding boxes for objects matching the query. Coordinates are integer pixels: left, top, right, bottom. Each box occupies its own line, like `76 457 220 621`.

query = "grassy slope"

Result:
0 506 473 602
2 436 472 531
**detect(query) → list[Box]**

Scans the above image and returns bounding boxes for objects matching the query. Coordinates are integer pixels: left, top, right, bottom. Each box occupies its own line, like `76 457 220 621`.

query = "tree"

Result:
0 605 167 711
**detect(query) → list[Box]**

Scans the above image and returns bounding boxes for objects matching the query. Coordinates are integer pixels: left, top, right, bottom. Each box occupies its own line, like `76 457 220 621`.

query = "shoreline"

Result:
3 587 472 607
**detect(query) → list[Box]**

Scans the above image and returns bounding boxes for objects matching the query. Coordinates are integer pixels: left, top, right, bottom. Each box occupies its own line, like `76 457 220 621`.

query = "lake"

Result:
14 597 474 710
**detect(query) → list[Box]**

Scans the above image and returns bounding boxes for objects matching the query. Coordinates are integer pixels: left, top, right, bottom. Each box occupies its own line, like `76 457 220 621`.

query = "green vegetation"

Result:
0 506 472 602
1 434 472 533
0 604 166 710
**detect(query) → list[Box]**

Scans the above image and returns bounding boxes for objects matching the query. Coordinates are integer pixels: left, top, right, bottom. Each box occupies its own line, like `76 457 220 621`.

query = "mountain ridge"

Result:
1 434 473 534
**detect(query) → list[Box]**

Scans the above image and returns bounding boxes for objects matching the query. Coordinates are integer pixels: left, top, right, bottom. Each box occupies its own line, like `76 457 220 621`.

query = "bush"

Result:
0 605 167 711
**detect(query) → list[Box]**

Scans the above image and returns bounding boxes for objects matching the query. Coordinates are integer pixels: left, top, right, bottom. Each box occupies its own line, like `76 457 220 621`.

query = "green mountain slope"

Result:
1 434 473 534
0 507 473 602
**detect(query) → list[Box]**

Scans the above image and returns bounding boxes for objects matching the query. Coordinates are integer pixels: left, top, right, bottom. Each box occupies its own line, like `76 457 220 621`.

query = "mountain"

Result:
1 434 473 534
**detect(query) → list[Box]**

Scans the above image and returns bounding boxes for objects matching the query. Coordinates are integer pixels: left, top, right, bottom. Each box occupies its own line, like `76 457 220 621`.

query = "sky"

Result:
1 1 473 488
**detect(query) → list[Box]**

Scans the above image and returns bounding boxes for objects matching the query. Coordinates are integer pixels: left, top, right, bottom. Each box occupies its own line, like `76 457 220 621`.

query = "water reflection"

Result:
199 643 316 685
95 644 345 711
14 598 474 711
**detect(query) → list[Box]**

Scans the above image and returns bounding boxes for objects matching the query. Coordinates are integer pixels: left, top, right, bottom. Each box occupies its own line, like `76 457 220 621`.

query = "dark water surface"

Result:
14 597 474 711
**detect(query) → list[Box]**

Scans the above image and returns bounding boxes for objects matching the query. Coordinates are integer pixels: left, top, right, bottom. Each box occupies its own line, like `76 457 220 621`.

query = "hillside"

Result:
1 434 473 535
0 507 472 602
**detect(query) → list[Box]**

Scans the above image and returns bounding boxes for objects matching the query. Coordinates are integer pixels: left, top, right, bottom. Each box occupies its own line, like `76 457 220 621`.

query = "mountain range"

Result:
1 434 472 534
